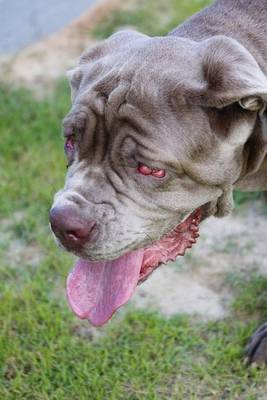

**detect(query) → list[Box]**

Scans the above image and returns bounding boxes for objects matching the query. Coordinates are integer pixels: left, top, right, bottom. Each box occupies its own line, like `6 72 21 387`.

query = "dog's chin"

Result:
60 239 145 262
60 220 190 264
55 206 204 266
60 212 195 263
65 207 203 327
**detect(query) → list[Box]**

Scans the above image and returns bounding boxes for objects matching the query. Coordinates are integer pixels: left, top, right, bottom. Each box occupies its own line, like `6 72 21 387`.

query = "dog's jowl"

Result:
50 0 267 365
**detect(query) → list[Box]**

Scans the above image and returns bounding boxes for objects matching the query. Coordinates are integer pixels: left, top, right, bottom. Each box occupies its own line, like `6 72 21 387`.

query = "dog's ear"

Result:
188 36 267 113
181 36 267 216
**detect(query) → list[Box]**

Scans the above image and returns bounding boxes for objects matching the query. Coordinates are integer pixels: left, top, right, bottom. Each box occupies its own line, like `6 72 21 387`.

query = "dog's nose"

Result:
49 206 96 249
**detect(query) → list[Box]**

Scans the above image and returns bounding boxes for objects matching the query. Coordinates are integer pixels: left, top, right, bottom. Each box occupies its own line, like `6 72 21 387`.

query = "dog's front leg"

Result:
245 323 267 366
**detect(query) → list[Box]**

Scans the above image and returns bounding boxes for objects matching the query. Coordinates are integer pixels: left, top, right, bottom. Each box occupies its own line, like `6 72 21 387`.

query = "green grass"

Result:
1 81 267 400
92 0 212 39
233 191 264 207
1 1 267 397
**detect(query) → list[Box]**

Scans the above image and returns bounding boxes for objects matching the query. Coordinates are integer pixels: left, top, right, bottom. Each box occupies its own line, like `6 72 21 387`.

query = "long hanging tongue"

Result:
66 208 201 327
66 250 144 326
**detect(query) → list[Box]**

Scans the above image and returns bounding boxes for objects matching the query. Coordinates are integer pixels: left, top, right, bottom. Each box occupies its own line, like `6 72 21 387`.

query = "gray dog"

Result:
50 0 267 365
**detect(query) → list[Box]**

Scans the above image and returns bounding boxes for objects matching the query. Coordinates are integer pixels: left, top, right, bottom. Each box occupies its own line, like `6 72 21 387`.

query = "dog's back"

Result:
170 0 267 74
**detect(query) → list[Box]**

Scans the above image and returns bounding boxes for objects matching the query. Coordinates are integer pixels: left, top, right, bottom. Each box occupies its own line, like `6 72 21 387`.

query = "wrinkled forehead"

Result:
69 33 200 104
63 89 183 166
64 33 205 163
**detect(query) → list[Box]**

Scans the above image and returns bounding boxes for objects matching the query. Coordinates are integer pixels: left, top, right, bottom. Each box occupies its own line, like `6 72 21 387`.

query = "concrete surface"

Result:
0 0 96 54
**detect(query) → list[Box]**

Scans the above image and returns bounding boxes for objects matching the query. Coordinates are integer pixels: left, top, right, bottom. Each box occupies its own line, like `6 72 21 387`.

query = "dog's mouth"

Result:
66 208 202 326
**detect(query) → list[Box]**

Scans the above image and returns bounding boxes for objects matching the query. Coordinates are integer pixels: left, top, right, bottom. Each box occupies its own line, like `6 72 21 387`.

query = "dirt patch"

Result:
0 0 125 93
0 212 43 268
4 239 43 268
131 201 267 320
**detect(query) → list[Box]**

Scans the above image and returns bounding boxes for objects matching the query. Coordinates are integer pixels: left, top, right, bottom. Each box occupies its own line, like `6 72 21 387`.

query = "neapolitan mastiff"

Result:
50 0 267 365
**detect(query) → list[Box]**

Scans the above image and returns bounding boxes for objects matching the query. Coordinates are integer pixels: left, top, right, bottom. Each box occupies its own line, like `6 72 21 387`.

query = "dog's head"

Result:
50 31 267 325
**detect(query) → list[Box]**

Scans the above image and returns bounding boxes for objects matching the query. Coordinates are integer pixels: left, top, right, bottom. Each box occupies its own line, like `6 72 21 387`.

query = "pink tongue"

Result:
66 250 144 326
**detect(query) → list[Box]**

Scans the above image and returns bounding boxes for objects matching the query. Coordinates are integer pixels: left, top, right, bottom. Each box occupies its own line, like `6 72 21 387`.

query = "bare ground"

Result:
0 211 43 269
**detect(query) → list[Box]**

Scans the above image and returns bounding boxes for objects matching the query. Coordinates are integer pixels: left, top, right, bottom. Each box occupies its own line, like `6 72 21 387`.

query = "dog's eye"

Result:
152 169 166 178
64 135 75 154
137 163 166 178
137 163 152 175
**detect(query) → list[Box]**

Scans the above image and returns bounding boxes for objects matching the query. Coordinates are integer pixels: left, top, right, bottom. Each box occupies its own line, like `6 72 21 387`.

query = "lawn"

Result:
1 0 267 399
92 0 212 39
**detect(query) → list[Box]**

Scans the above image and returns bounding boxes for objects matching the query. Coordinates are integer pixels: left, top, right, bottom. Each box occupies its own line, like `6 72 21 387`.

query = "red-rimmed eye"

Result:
64 135 75 153
152 169 165 178
137 163 166 178
137 163 153 175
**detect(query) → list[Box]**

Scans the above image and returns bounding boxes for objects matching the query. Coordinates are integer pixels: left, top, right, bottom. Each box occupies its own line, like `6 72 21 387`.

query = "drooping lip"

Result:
66 208 202 326
139 207 202 283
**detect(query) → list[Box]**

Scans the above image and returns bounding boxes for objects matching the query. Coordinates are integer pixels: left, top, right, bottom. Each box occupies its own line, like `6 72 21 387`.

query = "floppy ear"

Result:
191 36 267 113
182 36 267 217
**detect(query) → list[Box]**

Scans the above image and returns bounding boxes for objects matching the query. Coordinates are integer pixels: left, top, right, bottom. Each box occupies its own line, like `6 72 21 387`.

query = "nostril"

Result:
67 222 95 239
49 206 96 245
66 231 80 241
